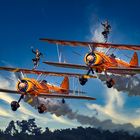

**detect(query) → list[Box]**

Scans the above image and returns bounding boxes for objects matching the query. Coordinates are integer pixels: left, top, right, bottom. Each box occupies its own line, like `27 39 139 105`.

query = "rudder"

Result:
129 52 138 67
60 76 69 93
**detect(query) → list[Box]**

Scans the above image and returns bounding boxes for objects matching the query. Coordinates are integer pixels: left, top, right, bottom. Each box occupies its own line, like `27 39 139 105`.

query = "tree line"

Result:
0 118 139 140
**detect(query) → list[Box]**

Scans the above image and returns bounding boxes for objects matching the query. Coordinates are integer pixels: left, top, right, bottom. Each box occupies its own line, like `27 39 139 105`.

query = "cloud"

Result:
91 24 104 42
52 114 76 127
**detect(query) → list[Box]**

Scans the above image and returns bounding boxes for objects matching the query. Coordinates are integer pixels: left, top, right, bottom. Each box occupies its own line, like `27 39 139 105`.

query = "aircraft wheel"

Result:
11 101 20 111
79 76 88 86
38 104 47 114
106 78 115 88
62 99 65 104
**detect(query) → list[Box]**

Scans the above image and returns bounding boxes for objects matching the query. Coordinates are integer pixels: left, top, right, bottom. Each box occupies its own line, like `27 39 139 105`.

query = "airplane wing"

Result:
0 88 96 100
0 66 95 78
43 62 97 79
44 61 88 70
107 67 140 75
38 93 96 100
40 38 140 51
67 90 86 94
44 61 140 75
0 88 19 94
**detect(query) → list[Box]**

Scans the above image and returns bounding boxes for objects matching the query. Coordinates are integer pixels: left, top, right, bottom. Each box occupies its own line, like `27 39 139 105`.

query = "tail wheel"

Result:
38 104 47 114
106 78 115 88
11 101 20 111
79 76 88 86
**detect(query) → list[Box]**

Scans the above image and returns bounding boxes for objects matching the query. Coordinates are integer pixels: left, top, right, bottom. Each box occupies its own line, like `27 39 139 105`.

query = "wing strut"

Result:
56 43 62 63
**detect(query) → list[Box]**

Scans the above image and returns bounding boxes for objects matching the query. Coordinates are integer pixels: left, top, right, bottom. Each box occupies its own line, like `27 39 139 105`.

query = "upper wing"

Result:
40 38 140 51
0 66 95 78
0 88 96 100
107 67 140 75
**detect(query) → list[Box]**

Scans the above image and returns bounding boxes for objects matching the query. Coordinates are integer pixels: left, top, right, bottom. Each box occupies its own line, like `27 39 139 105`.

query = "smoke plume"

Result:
98 74 140 96
22 94 140 135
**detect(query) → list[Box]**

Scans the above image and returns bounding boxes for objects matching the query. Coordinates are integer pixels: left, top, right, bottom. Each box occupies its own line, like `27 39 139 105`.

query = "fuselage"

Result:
84 51 131 74
16 78 66 96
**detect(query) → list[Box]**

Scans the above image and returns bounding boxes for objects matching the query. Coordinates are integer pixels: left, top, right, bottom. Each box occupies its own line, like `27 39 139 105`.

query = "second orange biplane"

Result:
40 38 140 88
0 67 96 113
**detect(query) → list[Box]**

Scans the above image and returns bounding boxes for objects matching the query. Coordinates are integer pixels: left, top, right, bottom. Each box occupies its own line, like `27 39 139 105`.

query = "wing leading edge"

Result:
40 38 140 51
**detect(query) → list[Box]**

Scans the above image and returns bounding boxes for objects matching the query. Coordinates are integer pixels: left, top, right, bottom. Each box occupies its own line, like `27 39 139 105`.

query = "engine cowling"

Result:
84 52 96 65
16 79 34 93
84 52 103 66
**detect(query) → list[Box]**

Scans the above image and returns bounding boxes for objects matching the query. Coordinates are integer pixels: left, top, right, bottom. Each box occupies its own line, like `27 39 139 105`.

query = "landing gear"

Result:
11 94 24 111
11 101 20 111
38 104 47 114
87 67 94 75
79 76 88 86
62 98 65 104
106 78 115 88
79 67 94 86
104 71 115 88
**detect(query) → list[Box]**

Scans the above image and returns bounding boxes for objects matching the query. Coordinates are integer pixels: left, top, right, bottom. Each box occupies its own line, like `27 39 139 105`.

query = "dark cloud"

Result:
98 74 140 96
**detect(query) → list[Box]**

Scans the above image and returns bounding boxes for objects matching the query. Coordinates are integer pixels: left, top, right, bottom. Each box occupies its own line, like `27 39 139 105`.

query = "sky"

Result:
1 0 140 132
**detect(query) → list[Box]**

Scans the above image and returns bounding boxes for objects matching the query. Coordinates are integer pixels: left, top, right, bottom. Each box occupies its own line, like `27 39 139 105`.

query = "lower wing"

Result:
39 93 96 100
44 61 140 76
44 61 97 79
107 67 140 75
44 61 88 70
0 88 96 101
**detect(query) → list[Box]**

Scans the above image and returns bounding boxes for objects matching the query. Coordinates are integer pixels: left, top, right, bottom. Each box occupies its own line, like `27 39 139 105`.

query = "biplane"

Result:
0 66 96 113
40 38 140 88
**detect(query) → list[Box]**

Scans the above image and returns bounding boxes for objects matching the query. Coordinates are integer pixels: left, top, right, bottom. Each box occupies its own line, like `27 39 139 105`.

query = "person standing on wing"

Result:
32 49 43 69
101 20 111 42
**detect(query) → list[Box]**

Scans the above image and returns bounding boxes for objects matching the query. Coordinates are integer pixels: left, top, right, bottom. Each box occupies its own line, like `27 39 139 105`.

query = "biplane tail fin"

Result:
61 76 69 94
129 52 138 67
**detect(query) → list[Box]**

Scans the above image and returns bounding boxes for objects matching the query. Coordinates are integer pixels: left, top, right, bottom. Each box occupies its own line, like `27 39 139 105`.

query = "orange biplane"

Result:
40 38 140 88
0 67 96 113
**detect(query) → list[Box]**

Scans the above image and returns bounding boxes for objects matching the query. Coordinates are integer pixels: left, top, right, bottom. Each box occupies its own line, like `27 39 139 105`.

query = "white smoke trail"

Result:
91 24 104 43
